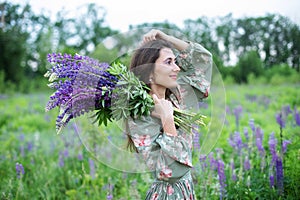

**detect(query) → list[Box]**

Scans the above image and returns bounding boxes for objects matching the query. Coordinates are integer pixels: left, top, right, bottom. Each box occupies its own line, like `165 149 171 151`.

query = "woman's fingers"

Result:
152 94 159 103
142 29 164 44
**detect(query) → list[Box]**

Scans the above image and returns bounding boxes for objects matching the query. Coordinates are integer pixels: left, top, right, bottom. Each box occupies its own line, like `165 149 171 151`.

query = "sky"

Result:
7 0 300 32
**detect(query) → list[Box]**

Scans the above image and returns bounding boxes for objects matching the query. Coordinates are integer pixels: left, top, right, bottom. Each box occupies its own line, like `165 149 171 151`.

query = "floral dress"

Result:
128 42 212 200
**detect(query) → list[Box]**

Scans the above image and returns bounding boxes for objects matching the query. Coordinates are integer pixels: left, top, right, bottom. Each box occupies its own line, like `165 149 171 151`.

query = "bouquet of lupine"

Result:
44 53 206 134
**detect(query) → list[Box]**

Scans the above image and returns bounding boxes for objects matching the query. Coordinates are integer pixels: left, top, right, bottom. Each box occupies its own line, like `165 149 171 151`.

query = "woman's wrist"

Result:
161 116 177 136
165 35 189 51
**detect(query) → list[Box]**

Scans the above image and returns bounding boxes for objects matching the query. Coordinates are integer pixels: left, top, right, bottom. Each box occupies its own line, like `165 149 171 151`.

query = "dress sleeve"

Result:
176 42 213 100
128 116 193 176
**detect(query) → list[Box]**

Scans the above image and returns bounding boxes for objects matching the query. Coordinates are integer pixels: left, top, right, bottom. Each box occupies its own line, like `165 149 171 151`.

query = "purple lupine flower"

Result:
27 141 33 152
199 154 207 171
243 127 249 142
89 158 96 179
217 159 226 199
276 112 285 128
193 130 201 150
63 149 69 158
20 145 25 157
233 105 243 129
249 119 255 133
268 132 277 165
234 131 243 154
255 127 265 157
16 162 25 178
208 152 217 171
58 153 64 167
229 158 236 181
282 105 292 116
225 106 231 115
77 153 83 161
269 173 275 188
276 157 284 195
228 131 243 155
102 183 114 199
245 94 257 102
198 101 208 109
282 140 291 154
45 53 118 133
294 107 300 126
244 156 251 171
227 134 235 149
19 133 25 142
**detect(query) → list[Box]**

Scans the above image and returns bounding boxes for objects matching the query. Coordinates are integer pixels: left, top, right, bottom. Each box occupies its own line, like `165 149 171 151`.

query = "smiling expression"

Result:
151 48 180 92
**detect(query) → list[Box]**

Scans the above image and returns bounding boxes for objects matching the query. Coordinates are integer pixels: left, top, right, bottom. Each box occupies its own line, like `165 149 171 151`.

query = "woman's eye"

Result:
165 59 173 65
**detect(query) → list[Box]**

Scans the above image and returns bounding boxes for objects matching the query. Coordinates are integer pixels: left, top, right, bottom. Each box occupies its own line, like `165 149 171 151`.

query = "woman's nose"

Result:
173 63 180 72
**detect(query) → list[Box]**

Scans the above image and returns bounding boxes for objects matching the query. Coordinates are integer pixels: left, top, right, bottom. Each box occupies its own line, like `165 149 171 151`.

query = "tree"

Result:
0 2 28 84
234 50 264 83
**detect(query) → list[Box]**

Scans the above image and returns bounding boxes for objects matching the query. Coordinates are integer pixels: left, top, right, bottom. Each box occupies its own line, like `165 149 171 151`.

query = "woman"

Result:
127 29 212 199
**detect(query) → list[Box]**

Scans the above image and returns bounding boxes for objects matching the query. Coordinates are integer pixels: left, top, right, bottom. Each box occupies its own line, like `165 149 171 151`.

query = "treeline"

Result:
0 2 299 93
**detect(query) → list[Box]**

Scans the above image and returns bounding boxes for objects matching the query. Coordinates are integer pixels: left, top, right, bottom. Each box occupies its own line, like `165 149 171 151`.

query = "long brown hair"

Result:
126 39 181 152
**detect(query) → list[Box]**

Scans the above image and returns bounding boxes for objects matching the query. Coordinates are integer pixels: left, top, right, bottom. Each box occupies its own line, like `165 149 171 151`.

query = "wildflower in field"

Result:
268 132 278 165
294 106 300 126
276 156 284 195
233 105 243 129
255 127 265 157
77 152 83 161
229 158 237 181
217 159 226 199
15 162 25 179
88 158 96 179
106 194 113 200
276 112 285 128
208 152 217 171
282 105 292 116
58 152 64 167
243 156 251 171
192 129 201 150
249 118 255 133
19 133 24 142
243 127 249 143
20 145 25 157
282 140 291 154
269 170 275 188
228 131 243 155
27 141 33 151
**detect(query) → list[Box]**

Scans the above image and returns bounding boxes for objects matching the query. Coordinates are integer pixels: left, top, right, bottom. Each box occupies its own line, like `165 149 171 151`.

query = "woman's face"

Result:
152 47 180 89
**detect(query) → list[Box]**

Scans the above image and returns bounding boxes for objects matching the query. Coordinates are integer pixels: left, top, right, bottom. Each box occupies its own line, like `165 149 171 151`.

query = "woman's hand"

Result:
151 94 173 120
142 29 169 43
151 94 177 136
142 29 189 51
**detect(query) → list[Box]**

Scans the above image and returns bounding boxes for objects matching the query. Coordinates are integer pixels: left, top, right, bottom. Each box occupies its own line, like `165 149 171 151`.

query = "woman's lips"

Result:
169 75 177 80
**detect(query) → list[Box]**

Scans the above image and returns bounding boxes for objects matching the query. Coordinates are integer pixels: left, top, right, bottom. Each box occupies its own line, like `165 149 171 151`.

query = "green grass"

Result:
0 83 300 199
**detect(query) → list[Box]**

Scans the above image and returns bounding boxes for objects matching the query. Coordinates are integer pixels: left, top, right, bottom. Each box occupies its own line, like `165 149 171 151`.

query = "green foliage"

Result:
108 62 154 120
89 43 119 64
234 50 264 83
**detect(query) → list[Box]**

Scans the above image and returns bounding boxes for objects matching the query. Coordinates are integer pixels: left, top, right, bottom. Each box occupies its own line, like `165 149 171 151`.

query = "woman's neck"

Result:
150 85 166 99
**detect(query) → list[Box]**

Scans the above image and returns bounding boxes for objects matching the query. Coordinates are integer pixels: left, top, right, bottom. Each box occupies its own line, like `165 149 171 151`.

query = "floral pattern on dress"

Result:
132 134 151 147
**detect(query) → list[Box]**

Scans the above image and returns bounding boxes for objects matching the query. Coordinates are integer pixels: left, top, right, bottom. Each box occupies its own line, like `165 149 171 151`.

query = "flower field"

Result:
0 83 300 199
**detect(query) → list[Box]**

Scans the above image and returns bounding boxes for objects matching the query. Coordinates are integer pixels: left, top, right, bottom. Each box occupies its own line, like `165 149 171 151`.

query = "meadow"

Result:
0 83 300 200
